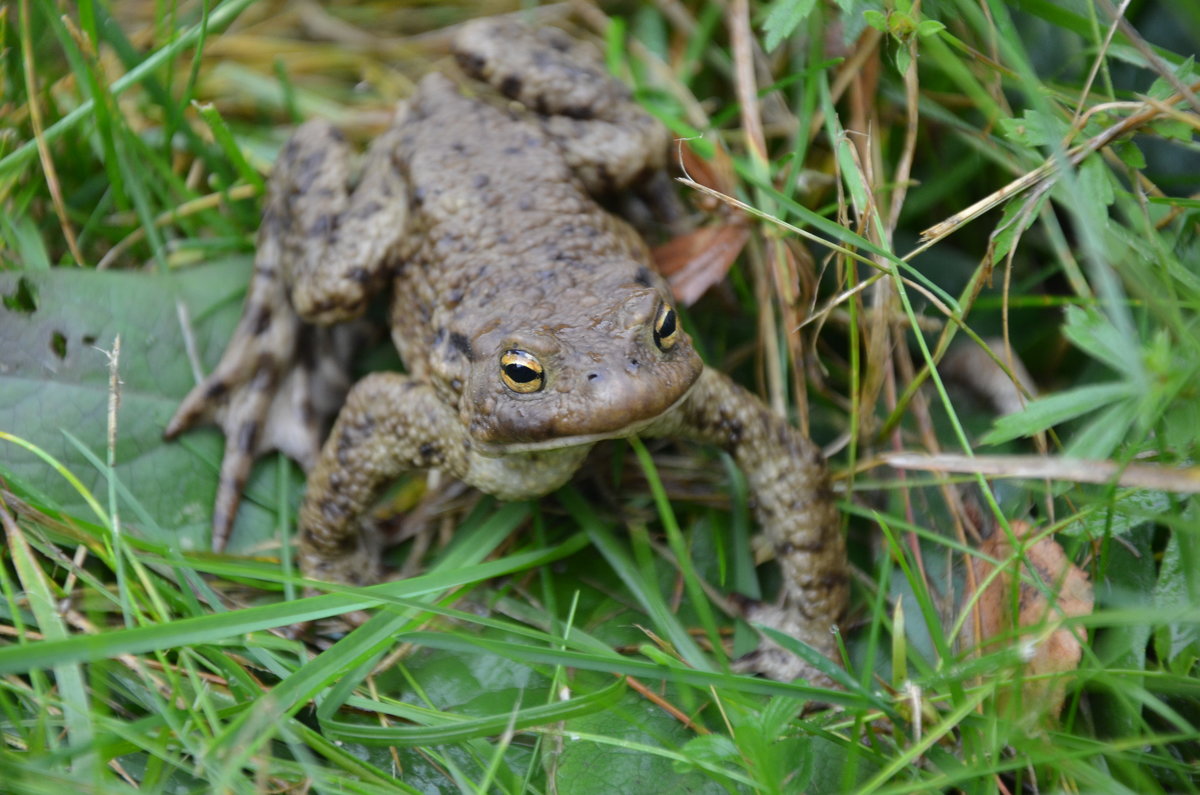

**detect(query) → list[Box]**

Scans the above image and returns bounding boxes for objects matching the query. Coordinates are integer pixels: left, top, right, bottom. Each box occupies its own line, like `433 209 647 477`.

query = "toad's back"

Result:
388 74 664 400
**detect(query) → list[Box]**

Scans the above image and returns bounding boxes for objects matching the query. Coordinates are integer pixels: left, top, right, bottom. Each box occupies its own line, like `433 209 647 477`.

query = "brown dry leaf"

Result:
966 520 1094 723
675 140 738 198
653 223 750 306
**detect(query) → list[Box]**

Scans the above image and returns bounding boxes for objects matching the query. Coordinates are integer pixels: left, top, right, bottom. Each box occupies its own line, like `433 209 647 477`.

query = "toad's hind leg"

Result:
166 120 409 550
298 373 467 585
453 18 671 193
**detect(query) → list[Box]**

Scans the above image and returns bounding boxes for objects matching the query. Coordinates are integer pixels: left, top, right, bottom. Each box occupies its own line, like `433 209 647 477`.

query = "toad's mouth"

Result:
471 380 699 456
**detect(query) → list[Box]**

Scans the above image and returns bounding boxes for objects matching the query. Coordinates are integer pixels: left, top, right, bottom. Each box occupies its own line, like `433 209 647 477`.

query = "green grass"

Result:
2 0 1200 792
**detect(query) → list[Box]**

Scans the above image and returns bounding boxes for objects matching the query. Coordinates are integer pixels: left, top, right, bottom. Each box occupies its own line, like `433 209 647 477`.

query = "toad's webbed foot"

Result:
167 120 408 550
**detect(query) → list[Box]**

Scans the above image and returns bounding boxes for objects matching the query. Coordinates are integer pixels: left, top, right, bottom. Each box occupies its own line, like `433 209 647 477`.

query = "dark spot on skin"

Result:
347 267 370 284
205 381 229 400
251 304 273 335
449 332 473 361
418 442 440 463
595 162 614 191
335 414 377 465
308 213 335 238
634 267 652 287
517 195 534 211
82 334 96 345
503 145 523 155
50 331 67 359
412 187 426 205
451 141 467 154
500 74 523 99
472 174 490 189
329 128 346 143
455 51 485 75
237 421 259 454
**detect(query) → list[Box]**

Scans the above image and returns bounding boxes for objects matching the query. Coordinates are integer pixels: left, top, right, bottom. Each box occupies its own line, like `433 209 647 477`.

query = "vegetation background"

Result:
1 0 1199 792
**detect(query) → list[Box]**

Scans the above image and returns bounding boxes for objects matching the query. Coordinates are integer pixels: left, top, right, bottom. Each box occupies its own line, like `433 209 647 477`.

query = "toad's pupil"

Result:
658 309 676 338
506 364 539 383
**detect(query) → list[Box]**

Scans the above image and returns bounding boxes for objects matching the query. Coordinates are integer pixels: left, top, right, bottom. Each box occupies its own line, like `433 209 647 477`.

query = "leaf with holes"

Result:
0 260 287 551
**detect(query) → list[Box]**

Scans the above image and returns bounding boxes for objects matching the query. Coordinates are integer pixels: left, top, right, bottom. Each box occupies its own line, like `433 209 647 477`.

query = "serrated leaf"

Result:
981 381 1136 445
679 733 740 767
1149 117 1193 142
1113 140 1146 169
1075 154 1115 229
1147 56 1196 100
998 109 1071 148
1061 306 1144 383
1064 395 1139 459
991 191 1049 264
762 0 819 52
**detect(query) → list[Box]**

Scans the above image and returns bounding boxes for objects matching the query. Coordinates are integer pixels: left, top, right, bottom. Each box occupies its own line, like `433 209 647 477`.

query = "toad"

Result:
167 18 846 682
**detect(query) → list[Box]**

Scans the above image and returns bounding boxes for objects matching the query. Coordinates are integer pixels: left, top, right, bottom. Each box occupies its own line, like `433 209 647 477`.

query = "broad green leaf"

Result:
1071 488 1170 538
0 260 271 551
557 689 731 794
1154 524 1200 669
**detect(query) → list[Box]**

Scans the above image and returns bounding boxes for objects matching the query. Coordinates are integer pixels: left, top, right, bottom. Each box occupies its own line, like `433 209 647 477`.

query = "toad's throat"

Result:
471 380 698 456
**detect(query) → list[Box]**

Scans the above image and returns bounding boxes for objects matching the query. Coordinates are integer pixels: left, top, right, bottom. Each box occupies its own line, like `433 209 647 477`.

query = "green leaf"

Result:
678 734 740 770
1061 306 1144 386
1064 392 1139 459
981 381 1136 445
762 0 819 52
1071 488 1171 538
0 260 272 552
1153 525 1200 670
990 190 1048 264
557 690 732 794
998 108 1070 148
916 19 946 36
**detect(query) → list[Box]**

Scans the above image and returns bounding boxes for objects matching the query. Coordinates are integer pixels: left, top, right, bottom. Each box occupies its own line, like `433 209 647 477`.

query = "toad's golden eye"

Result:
500 349 544 393
653 303 679 351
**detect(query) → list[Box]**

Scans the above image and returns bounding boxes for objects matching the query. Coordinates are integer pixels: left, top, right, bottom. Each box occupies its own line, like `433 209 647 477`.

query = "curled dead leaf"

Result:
653 223 750 306
965 520 1094 723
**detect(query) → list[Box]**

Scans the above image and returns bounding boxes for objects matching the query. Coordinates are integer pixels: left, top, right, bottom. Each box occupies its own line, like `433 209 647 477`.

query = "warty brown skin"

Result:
166 18 847 682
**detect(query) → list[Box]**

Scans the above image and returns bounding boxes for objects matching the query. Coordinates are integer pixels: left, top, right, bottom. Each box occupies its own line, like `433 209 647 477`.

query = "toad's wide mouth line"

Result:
471 380 699 456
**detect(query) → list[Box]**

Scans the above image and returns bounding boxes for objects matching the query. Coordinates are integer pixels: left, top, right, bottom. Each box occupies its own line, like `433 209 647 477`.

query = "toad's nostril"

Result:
587 372 600 381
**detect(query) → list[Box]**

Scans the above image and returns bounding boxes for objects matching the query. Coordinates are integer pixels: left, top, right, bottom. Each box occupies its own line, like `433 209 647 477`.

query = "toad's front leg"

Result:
650 367 848 683
298 372 469 585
